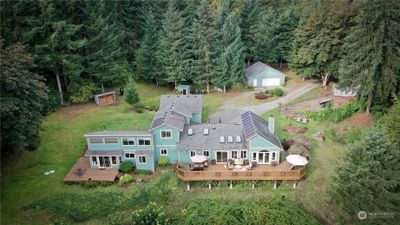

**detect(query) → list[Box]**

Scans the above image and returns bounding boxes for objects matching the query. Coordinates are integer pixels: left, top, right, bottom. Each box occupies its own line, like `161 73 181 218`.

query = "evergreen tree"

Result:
379 98 400 148
290 1 357 88
125 78 140 107
330 127 400 225
238 0 258 65
339 0 400 114
0 41 48 157
134 11 161 85
157 0 189 88
253 8 278 64
191 0 215 93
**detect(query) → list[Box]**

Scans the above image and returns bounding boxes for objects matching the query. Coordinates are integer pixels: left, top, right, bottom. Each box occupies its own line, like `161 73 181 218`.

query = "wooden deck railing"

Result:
175 165 307 181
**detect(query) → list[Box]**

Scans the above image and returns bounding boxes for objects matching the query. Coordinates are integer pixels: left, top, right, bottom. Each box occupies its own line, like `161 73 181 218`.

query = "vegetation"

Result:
125 79 140 108
379 98 400 148
158 156 169 167
0 42 48 157
305 101 366 122
132 202 169 225
330 127 400 225
269 88 284 97
118 174 134 187
69 83 99 104
119 161 135 174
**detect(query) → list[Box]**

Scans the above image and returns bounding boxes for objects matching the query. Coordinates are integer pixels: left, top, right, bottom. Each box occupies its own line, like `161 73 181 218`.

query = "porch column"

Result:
186 182 190 191
273 181 277 189
230 180 233 190
293 182 297 189
208 183 212 190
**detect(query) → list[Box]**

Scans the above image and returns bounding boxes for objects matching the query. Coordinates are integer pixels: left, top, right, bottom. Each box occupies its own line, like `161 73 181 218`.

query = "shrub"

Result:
118 174 134 186
119 161 134 173
43 86 61 113
305 100 366 122
133 103 144 113
125 79 140 107
135 170 153 175
69 83 99 104
132 202 168 225
80 181 100 189
269 88 284 97
158 156 169 167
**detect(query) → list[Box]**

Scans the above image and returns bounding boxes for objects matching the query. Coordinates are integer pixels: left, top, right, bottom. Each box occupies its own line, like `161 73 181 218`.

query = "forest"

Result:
1 0 399 167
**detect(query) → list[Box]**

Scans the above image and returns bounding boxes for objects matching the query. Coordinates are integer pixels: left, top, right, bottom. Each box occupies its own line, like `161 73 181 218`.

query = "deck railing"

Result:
175 165 306 181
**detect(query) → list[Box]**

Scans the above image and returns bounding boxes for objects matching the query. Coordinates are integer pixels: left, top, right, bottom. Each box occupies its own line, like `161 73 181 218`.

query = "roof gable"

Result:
245 61 286 79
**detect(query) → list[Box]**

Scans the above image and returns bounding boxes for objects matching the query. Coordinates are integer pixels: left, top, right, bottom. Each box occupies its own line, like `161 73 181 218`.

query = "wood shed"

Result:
94 91 116 106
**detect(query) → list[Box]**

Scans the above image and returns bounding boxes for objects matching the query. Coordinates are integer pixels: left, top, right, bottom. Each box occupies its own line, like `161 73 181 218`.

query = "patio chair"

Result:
251 161 257 168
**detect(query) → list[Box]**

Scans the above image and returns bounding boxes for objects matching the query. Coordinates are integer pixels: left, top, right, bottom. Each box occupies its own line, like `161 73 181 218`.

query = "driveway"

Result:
209 81 320 123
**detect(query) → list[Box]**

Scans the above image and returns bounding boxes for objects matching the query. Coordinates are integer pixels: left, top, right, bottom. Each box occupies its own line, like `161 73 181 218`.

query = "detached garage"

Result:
245 61 286 88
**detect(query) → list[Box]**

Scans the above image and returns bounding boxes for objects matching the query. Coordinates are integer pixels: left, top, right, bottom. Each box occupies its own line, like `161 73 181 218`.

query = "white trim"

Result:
215 151 229 164
84 134 152 137
121 137 135 146
231 150 239 159
190 150 196 157
160 130 172 139
160 148 168 156
203 150 210 158
124 151 136 159
155 145 176 147
137 155 147 164
240 150 247 159
138 138 152 146
103 137 119 145
88 137 104 144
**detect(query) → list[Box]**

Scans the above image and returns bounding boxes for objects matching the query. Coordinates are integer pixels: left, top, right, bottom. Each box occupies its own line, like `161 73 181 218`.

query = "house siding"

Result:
152 125 180 164
191 112 202 124
247 70 285 87
248 135 281 164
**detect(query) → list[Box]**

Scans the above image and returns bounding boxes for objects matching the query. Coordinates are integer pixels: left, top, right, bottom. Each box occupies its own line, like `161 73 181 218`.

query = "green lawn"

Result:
1 82 356 224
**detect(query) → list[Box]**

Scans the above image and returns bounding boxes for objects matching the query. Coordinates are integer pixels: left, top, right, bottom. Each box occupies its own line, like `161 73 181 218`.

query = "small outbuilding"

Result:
94 91 116 106
332 83 358 97
245 61 286 88
177 84 190 95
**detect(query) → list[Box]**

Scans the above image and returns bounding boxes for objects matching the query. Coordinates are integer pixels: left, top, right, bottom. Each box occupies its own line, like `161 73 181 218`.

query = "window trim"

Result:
92 156 98 165
160 130 172 139
240 150 247 159
190 150 196 157
88 138 103 144
104 137 119 145
160 148 168 156
111 156 118 165
121 137 135 146
231 150 238 159
124 151 136 159
271 152 276 161
138 155 147 164
138 138 152 146
203 150 210 157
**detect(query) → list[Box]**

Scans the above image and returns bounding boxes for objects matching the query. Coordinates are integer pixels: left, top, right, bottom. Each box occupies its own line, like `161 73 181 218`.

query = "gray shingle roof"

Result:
245 61 286 79
241 111 282 148
160 95 202 113
150 106 186 131
177 124 246 151
84 131 152 137
85 150 123 156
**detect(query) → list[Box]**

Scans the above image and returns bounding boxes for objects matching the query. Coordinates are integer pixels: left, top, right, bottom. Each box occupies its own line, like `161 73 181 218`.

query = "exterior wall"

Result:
87 135 153 151
247 71 285 87
89 155 122 169
178 149 249 165
248 135 281 164
152 125 180 164
191 112 202 124
136 154 155 171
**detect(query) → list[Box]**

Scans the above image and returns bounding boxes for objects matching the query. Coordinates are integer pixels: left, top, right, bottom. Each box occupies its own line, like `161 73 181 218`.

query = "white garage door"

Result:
253 79 258 87
262 78 280 87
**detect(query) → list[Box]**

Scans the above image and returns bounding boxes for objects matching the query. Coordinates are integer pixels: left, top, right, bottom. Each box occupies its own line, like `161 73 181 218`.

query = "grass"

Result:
1 81 364 225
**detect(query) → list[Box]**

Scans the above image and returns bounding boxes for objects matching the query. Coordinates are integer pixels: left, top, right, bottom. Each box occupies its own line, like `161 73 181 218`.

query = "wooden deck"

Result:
64 157 120 183
176 161 306 181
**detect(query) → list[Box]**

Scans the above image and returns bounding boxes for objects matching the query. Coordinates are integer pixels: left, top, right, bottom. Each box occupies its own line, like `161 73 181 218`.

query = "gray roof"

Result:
160 95 202 113
177 124 246 151
245 61 286 79
85 150 123 156
150 107 186 131
84 130 152 137
240 111 282 148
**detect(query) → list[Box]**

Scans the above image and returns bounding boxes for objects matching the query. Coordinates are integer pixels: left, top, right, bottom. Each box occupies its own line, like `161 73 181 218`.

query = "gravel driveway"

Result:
209 81 320 123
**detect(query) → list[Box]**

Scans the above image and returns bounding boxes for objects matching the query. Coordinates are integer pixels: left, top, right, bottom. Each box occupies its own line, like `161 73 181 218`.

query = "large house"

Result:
245 61 286 88
83 95 283 172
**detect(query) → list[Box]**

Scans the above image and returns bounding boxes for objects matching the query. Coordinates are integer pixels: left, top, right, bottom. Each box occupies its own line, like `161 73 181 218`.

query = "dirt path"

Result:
209 81 320 123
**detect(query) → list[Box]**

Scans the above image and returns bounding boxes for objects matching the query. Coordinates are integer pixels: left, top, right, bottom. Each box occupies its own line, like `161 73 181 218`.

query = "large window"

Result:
240 150 247 159
231 151 238 159
92 156 98 165
138 139 151 146
138 156 146 164
89 138 103 144
122 138 135 146
104 137 118 144
160 149 168 156
125 152 135 159
160 130 172 139
111 156 117 164
203 150 210 157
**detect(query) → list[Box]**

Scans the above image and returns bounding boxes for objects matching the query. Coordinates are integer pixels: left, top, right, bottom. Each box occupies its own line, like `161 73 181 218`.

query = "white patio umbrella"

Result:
190 155 208 163
286 154 308 166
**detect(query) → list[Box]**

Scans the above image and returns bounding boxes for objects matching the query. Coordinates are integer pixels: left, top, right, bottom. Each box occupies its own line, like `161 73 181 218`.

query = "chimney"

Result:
268 115 275 134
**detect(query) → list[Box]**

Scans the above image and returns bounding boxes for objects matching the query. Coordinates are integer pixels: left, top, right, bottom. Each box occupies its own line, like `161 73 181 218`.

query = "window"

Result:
188 128 193 135
89 138 103 144
219 136 225 143
203 128 209 135
271 152 276 161
122 138 135 146
252 152 257 161
236 136 242 143
111 156 117 164
203 150 210 157
240 150 247 159
104 137 118 144
160 149 168 156
161 130 172 139
138 156 146 164
125 152 135 159
231 151 238 159
138 139 151 146
227 136 233 143
190 150 196 157
92 156 97 165
119 156 122 162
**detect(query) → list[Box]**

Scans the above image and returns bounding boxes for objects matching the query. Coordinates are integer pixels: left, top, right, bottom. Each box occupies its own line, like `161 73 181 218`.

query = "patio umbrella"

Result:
286 154 308 166
190 155 208 163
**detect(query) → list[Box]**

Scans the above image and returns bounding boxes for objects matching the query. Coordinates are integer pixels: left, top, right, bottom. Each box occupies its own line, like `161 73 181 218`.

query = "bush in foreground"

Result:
118 174 134 186
158 156 169 167
132 202 168 225
119 161 135 173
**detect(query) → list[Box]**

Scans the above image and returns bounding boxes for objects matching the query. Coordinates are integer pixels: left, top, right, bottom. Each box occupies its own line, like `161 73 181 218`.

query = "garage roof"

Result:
245 61 286 79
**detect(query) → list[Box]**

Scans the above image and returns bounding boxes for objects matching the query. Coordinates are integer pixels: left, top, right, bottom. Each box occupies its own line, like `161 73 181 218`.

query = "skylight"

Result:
219 136 225 143
236 136 242 143
227 136 233 143
203 128 209 135
188 128 193 135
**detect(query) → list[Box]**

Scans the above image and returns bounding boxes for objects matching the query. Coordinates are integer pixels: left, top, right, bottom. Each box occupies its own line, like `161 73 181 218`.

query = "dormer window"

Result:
219 136 225 143
227 136 233 143
188 128 193 136
236 136 242 143
203 128 209 135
